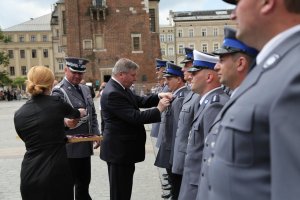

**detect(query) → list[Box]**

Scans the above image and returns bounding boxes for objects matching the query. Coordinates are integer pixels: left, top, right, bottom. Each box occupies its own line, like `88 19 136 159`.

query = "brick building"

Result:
58 0 161 91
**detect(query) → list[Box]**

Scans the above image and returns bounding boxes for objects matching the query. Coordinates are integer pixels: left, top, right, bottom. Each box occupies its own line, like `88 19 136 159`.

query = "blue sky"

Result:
0 0 234 29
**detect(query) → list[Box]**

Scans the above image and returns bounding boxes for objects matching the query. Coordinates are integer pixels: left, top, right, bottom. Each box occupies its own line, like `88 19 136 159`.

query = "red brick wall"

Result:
65 0 161 89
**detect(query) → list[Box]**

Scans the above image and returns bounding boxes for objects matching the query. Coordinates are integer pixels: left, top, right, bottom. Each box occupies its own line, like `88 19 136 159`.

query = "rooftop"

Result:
3 13 51 32
171 9 233 21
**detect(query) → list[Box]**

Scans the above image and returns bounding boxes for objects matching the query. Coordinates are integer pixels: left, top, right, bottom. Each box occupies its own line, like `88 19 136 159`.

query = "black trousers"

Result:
69 157 92 200
107 162 135 200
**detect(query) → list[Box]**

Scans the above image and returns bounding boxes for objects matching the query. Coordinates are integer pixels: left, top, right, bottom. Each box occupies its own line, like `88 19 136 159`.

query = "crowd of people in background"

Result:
0 88 28 101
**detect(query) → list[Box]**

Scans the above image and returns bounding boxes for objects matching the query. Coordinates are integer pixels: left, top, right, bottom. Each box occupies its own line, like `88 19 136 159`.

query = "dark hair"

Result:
285 0 300 14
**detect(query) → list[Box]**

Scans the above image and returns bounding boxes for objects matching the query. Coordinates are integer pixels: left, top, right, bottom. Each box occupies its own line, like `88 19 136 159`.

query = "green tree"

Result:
12 76 26 88
0 71 12 86
0 27 12 86
0 27 11 66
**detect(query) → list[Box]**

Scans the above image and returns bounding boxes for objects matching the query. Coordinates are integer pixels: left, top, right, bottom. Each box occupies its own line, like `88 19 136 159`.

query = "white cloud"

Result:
0 0 55 29
0 0 234 29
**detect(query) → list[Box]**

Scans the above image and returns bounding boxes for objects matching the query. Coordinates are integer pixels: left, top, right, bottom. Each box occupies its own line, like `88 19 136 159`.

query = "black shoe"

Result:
163 177 169 180
162 185 172 190
162 183 169 187
161 193 171 199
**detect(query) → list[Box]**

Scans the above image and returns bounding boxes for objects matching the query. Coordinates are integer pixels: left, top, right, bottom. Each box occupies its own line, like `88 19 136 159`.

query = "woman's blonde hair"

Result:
26 66 55 96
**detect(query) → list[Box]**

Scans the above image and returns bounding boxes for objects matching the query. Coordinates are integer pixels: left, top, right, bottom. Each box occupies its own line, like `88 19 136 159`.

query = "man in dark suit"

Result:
52 57 100 200
205 1 300 200
100 58 171 200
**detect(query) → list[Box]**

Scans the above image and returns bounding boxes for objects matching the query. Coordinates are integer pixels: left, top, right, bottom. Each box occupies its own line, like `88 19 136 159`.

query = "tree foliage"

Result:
12 76 27 88
0 27 10 66
0 71 12 86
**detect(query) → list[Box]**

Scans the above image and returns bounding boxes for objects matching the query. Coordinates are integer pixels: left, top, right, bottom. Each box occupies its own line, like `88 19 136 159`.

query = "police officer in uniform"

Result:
171 47 201 196
202 0 300 200
151 59 169 139
178 50 229 200
196 27 258 200
52 57 100 200
154 62 189 199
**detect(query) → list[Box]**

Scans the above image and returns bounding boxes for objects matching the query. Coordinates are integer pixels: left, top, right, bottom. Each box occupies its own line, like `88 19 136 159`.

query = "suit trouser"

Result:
69 157 92 200
107 162 135 200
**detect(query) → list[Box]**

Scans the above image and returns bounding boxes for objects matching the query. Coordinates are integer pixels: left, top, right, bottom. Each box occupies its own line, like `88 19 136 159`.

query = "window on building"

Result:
62 11 67 35
9 66 15 76
83 40 93 50
161 48 166 56
59 63 64 71
43 49 48 58
58 46 63 53
189 44 195 49
56 29 59 37
8 50 14 59
31 35 36 42
201 28 207 37
19 35 25 42
168 47 174 56
167 34 173 42
20 50 25 59
213 28 218 36
160 34 165 42
21 66 27 75
213 43 219 51
202 44 208 53
189 29 194 37
32 49 37 58
131 33 142 52
42 35 48 42
95 35 104 49
149 9 156 32
178 29 183 38
178 44 184 54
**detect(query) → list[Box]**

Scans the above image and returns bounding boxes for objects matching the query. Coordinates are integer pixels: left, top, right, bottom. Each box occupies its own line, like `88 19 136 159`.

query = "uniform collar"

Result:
257 25 300 65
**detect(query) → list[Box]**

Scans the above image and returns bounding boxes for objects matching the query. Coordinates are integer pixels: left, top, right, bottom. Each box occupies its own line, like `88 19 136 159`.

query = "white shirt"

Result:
199 86 222 105
112 77 125 90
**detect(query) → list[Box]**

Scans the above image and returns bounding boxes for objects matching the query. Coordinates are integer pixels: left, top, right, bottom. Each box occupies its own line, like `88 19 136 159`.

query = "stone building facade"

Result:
160 9 237 65
61 0 161 90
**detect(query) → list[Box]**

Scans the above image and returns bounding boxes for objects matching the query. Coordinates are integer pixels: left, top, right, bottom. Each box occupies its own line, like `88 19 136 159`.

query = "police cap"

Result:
65 57 89 73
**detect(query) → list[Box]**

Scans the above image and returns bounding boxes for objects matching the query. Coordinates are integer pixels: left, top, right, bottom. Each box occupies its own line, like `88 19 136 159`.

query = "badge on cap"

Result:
65 57 89 73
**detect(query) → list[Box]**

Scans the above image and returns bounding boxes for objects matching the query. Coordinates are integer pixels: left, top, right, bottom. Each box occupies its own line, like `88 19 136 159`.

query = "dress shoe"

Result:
162 183 169 187
162 185 172 190
161 193 171 199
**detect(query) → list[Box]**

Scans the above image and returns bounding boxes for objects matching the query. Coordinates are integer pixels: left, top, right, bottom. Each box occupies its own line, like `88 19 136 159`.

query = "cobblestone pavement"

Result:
0 99 166 200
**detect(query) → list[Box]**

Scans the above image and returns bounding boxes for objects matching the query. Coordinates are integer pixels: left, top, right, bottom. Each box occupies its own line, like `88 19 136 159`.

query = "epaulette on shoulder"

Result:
210 94 220 104
178 91 185 98
54 82 64 89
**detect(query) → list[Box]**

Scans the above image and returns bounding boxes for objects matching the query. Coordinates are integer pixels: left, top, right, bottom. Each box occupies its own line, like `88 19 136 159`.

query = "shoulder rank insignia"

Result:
211 94 220 104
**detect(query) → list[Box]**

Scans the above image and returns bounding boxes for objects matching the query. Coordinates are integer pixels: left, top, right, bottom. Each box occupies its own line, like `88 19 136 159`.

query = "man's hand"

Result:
158 92 173 100
157 97 171 112
64 118 80 128
78 108 87 118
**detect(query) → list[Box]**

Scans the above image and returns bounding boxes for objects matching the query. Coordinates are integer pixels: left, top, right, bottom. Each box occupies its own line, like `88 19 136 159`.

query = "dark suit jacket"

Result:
100 79 161 164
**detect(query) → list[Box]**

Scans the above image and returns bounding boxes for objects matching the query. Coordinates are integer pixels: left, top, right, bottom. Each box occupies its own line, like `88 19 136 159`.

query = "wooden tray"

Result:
67 135 103 143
